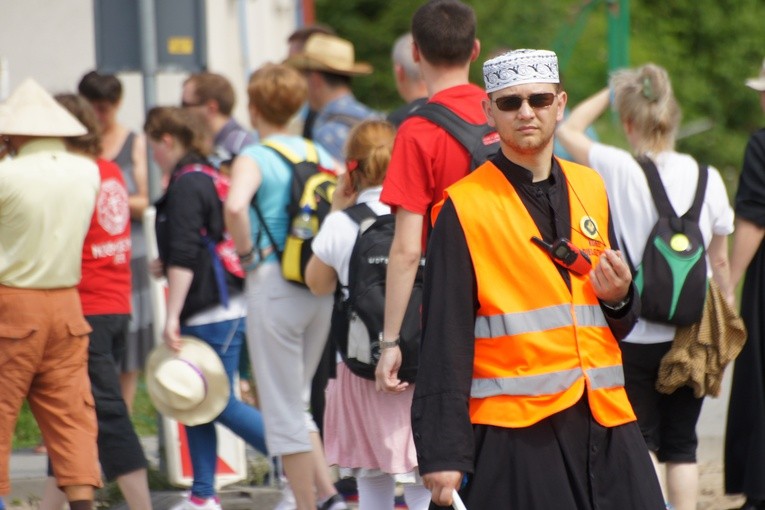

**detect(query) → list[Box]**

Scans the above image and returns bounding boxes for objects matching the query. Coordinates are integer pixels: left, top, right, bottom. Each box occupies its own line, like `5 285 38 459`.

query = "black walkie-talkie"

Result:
531 236 592 275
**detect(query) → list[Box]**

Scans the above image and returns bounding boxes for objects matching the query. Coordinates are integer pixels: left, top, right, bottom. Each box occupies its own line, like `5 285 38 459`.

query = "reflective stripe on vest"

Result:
474 303 608 338
445 159 636 429
471 365 625 398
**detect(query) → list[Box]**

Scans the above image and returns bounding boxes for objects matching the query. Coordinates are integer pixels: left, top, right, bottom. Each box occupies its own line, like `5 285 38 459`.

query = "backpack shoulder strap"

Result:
261 139 298 166
304 139 319 163
684 162 709 222
174 163 214 179
619 235 637 277
174 163 200 179
413 102 482 154
635 155 678 218
261 138 319 165
251 202 281 259
172 164 224 193
346 203 382 302
343 203 377 225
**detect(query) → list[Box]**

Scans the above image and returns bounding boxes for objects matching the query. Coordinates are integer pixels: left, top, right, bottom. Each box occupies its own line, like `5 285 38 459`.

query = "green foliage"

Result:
628 0 764 185
131 378 159 437
12 401 41 449
315 0 765 179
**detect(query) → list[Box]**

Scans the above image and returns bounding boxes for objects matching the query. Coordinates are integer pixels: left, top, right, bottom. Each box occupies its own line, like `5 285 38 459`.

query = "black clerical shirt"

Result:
411 151 639 476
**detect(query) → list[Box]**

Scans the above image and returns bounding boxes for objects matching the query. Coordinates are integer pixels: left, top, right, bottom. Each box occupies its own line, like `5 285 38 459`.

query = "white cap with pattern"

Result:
483 49 559 94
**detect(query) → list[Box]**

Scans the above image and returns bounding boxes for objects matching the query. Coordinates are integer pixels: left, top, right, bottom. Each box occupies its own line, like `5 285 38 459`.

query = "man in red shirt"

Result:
376 0 487 392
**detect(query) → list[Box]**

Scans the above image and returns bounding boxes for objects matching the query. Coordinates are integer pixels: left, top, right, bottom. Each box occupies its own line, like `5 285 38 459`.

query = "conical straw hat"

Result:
0 78 87 137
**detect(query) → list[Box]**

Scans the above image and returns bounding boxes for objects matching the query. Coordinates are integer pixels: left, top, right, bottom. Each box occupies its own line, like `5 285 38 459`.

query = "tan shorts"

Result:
0 286 101 494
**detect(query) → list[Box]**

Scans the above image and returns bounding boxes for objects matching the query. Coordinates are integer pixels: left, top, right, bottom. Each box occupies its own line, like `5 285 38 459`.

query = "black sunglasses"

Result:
493 92 557 112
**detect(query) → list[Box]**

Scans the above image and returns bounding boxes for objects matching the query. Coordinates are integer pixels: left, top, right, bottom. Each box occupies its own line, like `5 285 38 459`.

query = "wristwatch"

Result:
602 295 630 312
378 333 400 349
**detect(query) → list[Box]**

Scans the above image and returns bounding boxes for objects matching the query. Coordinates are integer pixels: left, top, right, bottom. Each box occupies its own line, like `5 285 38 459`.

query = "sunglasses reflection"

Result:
494 93 556 112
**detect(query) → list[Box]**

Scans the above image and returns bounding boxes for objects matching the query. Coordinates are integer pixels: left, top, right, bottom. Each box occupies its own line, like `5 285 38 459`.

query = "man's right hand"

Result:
423 470 463 506
375 345 409 392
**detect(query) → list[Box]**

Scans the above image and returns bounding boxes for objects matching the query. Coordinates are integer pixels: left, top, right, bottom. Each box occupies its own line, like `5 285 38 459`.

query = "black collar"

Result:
490 150 563 191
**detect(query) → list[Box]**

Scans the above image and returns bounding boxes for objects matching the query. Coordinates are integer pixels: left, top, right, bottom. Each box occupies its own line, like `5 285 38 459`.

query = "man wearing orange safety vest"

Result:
412 49 666 509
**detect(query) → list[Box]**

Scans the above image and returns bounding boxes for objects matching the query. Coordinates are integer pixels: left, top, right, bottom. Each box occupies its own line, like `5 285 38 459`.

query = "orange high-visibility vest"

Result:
441 159 636 428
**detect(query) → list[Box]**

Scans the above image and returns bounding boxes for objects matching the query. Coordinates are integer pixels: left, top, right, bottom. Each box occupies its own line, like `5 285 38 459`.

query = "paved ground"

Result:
697 435 744 510
3 367 747 509
3 435 745 510
692 366 744 510
5 437 284 510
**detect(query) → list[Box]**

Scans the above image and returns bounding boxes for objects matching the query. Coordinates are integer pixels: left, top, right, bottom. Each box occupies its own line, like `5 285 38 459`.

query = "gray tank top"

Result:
112 131 147 257
113 131 137 194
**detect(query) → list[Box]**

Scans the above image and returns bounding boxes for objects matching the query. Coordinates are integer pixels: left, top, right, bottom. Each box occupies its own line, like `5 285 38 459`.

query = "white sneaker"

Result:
169 494 223 510
273 478 297 510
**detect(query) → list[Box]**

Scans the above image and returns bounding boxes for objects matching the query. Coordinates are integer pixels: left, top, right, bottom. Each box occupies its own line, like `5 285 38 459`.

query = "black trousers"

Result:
431 397 665 510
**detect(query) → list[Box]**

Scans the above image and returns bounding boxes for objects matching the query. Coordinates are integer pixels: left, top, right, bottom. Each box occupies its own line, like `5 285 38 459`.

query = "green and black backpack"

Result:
626 155 709 326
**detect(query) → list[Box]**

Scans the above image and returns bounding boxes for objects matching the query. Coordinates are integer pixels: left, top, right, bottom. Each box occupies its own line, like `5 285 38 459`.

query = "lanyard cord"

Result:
539 176 608 247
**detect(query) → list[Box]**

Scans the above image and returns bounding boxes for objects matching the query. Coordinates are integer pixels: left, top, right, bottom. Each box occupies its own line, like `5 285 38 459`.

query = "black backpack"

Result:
252 139 336 286
413 102 500 170
332 203 423 382
627 156 709 326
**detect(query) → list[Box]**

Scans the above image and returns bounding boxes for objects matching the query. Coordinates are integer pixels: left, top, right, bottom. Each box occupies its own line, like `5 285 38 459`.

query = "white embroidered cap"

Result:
483 49 560 94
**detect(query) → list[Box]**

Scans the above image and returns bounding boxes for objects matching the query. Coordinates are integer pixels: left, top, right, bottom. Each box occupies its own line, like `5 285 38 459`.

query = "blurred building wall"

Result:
0 0 298 132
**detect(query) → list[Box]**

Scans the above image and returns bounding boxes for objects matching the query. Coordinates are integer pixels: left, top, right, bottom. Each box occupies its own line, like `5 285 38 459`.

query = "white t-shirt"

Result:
588 143 734 344
311 186 390 288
